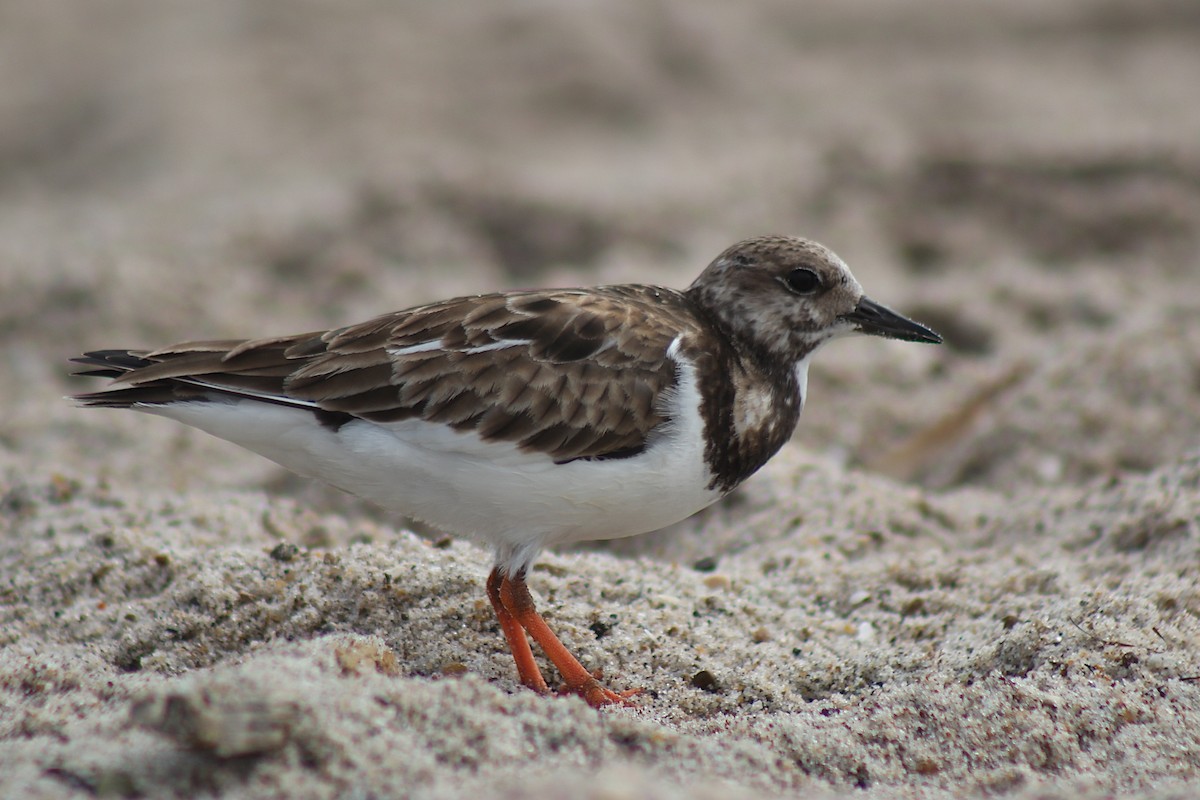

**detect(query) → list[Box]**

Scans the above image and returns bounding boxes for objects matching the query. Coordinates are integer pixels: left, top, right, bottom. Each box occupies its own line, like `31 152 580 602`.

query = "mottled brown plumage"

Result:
76 285 710 465
74 237 939 488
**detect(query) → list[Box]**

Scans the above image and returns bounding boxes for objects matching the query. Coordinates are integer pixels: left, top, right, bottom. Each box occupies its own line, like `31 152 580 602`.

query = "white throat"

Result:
794 354 812 410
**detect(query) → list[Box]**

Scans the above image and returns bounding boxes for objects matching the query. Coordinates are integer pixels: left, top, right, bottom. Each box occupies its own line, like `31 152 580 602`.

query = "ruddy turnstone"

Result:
72 235 941 707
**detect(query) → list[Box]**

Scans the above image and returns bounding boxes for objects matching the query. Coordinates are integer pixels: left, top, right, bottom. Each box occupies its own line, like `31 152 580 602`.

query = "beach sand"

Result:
2 3 1200 798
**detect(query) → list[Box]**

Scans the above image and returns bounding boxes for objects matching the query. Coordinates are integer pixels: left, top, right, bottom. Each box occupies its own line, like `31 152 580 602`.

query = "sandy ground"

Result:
3 2 1200 798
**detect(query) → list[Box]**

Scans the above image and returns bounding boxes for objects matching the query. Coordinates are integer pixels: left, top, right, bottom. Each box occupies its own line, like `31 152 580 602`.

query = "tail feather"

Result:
70 349 154 373
70 347 322 411
73 383 206 408
71 350 202 408
72 368 129 379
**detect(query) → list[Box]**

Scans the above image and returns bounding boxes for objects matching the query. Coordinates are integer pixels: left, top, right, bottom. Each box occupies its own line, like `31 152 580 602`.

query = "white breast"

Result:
138 345 721 574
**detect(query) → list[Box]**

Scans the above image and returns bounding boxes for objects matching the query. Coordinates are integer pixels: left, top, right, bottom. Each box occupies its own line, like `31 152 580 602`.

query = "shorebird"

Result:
73 235 941 707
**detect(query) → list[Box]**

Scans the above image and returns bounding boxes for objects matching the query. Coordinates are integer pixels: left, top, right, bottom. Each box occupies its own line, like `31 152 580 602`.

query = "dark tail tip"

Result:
70 350 156 407
70 350 153 376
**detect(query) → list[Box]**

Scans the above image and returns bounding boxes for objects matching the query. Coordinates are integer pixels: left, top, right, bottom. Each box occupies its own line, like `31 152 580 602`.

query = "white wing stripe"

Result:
460 340 528 355
172 376 323 409
388 339 529 357
388 340 448 357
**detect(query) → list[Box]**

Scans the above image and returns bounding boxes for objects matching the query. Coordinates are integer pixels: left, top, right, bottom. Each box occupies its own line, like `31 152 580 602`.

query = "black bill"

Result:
843 297 942 344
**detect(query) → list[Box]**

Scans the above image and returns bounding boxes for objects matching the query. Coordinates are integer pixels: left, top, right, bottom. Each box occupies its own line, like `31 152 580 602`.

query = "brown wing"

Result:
74 285 704 463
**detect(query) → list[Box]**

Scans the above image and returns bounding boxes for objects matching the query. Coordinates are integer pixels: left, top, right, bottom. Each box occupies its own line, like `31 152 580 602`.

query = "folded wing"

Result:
73 286 701 463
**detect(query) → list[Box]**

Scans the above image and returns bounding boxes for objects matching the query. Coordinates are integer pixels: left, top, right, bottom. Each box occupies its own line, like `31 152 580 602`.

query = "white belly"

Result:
138 353 720 572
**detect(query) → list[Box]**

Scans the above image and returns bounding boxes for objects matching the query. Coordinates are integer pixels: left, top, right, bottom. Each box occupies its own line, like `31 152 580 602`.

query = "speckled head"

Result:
686 235 941 365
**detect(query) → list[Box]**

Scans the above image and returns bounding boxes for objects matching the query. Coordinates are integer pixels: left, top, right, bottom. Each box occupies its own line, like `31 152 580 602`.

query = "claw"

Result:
561 678 641 708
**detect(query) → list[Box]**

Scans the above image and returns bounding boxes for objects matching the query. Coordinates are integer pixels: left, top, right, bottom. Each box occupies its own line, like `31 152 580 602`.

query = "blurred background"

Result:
3 0 1199 503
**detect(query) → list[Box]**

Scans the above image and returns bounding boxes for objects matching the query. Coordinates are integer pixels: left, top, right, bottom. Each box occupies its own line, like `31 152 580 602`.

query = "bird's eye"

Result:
783 268 821 294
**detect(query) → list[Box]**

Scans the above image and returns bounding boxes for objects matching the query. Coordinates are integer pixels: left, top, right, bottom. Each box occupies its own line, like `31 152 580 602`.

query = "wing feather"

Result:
74 286 704 461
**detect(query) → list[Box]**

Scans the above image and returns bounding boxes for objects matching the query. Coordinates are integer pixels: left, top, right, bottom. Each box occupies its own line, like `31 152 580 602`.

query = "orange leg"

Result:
496 569 638 708
486 567 549 694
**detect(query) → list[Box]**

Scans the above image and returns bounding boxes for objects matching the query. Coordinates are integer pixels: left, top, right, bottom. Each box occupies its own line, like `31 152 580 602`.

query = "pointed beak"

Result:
843 297 942 344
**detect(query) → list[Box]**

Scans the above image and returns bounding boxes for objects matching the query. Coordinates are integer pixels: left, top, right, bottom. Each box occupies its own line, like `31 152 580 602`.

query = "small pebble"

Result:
690 669 721 692
269 542 300 562
702 574 731 591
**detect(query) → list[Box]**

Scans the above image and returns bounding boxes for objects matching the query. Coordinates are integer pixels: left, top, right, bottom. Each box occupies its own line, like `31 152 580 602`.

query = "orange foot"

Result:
559 675 641 708
486 566 639 709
